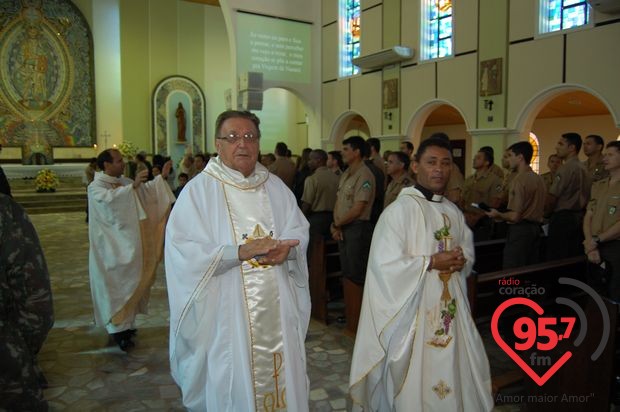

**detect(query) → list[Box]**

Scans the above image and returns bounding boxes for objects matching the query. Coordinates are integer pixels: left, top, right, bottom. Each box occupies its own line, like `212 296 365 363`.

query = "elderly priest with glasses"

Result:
165 110 311 411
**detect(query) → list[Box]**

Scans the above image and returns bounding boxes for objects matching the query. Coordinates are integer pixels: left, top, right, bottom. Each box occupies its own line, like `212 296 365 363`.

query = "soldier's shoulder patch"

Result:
361 180 372 191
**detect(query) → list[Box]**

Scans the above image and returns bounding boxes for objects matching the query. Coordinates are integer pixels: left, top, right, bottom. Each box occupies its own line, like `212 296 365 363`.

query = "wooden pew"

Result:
472 238 506 275
467 256 593 400
468 255 588 321
523 296 618 411
308 236 342 323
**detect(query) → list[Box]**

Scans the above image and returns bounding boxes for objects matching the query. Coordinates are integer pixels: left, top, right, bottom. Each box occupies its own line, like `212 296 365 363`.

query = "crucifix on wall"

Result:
101 130 111 149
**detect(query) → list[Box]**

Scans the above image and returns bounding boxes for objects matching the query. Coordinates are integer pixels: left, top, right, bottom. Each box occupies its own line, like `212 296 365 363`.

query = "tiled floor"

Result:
32 211 518 411
33 212 357 411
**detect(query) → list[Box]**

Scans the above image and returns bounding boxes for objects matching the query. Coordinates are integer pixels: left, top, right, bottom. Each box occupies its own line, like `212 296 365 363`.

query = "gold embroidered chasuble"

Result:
349 186 494 411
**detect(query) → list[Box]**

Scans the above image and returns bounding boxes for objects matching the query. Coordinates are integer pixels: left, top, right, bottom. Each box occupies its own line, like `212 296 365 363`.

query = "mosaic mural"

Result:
0 0 95 164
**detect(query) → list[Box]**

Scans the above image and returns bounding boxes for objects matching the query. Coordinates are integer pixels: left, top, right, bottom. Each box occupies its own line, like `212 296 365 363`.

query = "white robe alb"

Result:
88 172 175 333
165 158 311 412
349 186 494 411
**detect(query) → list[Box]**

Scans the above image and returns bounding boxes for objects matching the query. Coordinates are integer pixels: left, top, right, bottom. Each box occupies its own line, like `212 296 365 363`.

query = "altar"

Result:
3 163 88 180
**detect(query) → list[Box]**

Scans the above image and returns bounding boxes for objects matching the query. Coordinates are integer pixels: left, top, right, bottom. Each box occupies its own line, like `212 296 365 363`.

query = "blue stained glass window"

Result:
542 0 589 33
563 6 587 28
439 16 452 38
339 0 361 77
438 38 452 59
422 0 453 60
429 5 438 20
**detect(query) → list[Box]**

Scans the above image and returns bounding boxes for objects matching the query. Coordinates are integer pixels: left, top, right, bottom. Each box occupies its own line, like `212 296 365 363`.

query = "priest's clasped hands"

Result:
429 246 466 273
238 238 300 266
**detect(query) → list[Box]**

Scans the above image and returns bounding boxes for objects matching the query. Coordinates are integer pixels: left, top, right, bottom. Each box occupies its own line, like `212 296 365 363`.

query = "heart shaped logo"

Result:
491 297 573 386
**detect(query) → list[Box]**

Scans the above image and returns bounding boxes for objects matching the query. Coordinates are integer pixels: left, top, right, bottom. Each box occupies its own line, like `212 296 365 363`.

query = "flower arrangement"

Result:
35 169 60 192
118 141 138 159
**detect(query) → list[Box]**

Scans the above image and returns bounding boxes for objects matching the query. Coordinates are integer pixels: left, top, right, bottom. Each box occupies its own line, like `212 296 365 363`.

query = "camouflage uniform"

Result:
0 165 11 197
0 194 54 411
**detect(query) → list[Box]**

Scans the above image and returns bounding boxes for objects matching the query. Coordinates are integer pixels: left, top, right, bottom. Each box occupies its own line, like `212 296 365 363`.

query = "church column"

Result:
91 0 123 150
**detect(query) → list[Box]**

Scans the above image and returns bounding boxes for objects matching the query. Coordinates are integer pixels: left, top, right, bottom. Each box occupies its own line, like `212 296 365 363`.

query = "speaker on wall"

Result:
237 90 263 111
238 72 264 91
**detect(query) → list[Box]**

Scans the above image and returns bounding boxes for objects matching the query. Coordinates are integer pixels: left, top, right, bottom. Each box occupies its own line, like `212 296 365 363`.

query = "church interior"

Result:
2 0 620 410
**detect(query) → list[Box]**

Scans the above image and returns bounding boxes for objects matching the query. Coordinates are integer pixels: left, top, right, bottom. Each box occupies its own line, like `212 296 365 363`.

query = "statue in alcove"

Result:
176 102 186 142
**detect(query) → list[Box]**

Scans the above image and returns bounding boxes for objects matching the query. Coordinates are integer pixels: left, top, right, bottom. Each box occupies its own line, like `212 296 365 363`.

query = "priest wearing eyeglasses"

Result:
165 110 311 411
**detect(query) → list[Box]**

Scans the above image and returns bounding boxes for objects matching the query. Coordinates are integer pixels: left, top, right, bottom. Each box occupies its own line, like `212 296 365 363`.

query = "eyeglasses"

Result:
216 132 259 144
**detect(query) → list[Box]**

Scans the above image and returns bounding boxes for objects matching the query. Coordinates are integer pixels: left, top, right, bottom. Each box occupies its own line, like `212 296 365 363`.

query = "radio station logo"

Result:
491 277 611 386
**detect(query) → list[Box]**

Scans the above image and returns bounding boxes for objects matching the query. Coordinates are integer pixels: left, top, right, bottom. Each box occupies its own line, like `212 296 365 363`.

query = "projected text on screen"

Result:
237 12 311 84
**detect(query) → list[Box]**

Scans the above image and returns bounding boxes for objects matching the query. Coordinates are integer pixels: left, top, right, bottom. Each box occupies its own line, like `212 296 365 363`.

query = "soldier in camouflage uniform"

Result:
0 144 12 197
0 193 54 411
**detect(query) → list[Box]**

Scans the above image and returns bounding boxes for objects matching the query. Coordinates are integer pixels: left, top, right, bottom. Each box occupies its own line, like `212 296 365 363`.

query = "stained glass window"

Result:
340 0 361 77
540 0 589 34
421 0 453 60
529 133 540 173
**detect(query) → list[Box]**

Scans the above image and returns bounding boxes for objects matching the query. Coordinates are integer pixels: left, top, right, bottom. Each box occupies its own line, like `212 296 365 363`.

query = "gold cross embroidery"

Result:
432 380 452 400
244 224 273 268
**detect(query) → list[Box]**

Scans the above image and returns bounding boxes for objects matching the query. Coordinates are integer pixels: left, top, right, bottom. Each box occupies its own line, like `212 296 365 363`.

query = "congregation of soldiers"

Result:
264 132 620 332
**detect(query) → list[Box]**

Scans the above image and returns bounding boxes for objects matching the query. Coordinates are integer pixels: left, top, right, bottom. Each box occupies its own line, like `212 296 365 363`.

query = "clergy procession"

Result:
3 0 620 408
3 106 619 411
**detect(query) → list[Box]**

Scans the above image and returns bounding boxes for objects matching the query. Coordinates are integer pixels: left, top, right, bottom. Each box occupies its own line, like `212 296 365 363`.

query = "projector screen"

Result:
236 11 311 84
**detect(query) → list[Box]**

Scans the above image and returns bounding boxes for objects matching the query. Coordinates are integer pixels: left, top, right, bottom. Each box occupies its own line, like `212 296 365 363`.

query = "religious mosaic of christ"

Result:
0 0 95 164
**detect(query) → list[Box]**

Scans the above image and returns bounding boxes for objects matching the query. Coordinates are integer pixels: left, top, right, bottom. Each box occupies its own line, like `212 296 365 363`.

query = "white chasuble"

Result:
223 182 287 411
88 172 175 333
349 187 493 412
165 157 310 412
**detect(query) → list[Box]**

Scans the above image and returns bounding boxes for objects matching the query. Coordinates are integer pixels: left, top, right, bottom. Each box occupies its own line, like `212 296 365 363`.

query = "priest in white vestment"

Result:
165 110 311 411
349 138 494 411
88 148 175 351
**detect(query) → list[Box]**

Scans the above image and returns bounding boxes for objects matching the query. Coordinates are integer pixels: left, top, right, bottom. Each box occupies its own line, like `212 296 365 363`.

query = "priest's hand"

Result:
430 247 466 272
133 169 148 188
238 238 300 264
238 238 279 261
256 239 300 266
161 160 172 179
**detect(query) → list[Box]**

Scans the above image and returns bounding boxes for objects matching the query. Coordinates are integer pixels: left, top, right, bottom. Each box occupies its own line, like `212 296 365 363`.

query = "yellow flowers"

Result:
118 141 138 158
35 169 60 192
